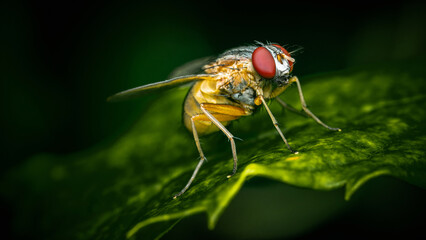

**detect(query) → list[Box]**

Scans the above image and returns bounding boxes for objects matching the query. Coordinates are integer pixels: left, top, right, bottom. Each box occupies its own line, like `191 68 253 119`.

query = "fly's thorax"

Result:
201 53 276 108
216 70 261 107
230 87 256 106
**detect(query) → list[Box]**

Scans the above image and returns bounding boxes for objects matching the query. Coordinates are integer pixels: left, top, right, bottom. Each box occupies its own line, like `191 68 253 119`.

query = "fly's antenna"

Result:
283 54 295 63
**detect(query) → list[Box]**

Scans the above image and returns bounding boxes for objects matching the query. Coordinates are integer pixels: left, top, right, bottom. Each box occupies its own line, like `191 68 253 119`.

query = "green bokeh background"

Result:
1 1 425 239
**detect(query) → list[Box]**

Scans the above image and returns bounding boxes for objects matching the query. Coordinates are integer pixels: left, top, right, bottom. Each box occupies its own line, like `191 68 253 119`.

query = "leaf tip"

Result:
344 170 392 201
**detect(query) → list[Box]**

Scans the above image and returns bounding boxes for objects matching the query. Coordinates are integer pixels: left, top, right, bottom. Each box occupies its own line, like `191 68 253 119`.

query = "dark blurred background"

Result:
1 0 425 239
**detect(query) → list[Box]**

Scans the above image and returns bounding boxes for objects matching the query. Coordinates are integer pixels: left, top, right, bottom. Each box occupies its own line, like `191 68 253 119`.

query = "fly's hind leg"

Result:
287 76 341 131
198 103 250 178
199 105 239 179
173 118 207 199
174 104 246 198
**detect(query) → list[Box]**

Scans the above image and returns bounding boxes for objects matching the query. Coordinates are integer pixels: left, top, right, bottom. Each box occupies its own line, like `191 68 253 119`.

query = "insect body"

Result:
108 42 341 198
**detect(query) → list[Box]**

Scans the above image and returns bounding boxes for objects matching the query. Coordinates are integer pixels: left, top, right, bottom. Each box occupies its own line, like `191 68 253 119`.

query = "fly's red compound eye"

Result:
272 44 293 72
252 46 276 79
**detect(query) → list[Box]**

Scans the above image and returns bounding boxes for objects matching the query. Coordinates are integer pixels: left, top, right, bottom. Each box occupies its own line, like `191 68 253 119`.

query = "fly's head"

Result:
251 43 295 87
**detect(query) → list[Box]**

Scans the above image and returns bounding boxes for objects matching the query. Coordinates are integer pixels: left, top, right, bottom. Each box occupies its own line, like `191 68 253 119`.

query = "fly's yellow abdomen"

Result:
183 81 247 136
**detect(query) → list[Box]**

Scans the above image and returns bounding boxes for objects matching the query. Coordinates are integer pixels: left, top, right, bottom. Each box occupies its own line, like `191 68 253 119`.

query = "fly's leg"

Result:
200 105 238 178
173 118 207 199
259 95 298 154
289 76 341 131
275 97 310 118
174 104 246 198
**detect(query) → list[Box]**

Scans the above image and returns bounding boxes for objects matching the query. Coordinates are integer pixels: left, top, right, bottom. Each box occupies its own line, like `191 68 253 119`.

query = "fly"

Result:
108 42 341 199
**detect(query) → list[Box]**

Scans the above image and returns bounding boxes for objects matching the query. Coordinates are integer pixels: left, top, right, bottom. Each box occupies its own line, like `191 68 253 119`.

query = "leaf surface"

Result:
3 65 425 239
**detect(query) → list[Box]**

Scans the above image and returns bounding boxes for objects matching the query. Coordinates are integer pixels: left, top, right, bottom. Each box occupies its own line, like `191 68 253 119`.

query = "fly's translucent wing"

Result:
167 56 214 79
107 74 216 102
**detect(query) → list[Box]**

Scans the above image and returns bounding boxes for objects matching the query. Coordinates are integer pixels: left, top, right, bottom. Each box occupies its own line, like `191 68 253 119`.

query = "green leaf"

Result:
2 64 425 239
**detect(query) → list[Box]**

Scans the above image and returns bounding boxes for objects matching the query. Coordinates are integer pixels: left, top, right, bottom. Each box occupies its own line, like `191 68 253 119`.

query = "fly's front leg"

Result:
258 95 298 154
289 76 341 131
173 118 207 199
269 83 309 117
275 97 310 118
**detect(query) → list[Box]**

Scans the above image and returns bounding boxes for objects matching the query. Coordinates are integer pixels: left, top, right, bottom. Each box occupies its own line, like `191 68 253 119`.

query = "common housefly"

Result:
108 42 341 198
